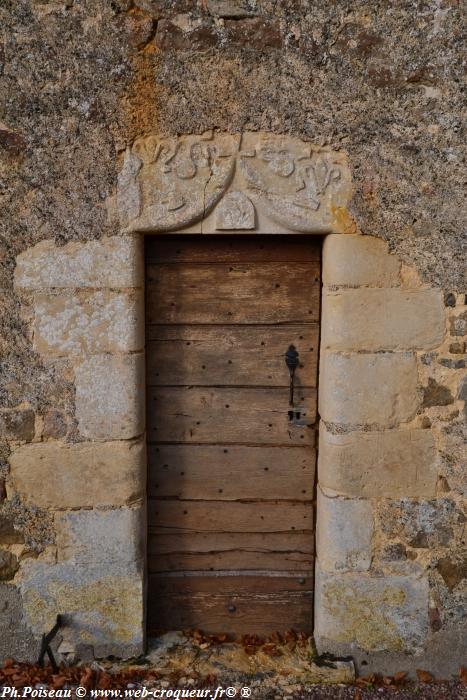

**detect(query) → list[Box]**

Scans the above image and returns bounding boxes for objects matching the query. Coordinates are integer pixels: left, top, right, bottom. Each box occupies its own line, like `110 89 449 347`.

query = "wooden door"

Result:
146 235 320 636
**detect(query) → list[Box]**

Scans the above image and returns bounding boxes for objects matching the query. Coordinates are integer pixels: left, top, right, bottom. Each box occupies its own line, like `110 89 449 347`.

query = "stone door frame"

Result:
11 131 447 668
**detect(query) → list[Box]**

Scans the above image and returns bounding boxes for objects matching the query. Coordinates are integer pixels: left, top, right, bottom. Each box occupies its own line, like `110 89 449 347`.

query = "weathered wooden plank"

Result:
148 531 314 555
148 549 314 573
148 574 314 634
146 325 319 387
145 262 320 324
145 235 321 264
150 574 314 593
148 445 315 500
147 386 316 445
148 531 314 572
148 500 314 534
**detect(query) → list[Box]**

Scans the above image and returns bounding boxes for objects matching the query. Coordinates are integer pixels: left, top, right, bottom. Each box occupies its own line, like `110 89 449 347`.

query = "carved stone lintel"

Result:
117 150 142 226
215 192 255 230
238 133 350 232
117 132 352 233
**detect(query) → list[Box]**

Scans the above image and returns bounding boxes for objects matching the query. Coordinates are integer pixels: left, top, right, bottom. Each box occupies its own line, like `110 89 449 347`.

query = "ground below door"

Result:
145 235 320 635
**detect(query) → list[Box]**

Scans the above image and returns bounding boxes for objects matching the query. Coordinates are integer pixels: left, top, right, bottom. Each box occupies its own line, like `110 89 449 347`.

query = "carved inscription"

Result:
117 132 351 233
128 132 239 232
239 135 348 231
216 192 255 230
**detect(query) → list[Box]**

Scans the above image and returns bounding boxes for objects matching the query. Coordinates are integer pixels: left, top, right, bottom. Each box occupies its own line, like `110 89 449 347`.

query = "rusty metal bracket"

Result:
38 614 63 673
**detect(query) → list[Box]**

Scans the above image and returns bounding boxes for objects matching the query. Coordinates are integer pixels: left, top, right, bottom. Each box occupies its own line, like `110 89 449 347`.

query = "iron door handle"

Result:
285 344 299 406
285 345 313 426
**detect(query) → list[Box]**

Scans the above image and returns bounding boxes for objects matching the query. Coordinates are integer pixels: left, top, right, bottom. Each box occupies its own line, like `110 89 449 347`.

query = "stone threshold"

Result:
104 632 355 686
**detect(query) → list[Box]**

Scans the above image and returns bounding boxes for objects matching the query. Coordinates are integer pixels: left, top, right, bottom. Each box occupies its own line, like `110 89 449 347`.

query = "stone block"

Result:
346 625 467 681
314 567 429 653
9 439 146 508
120 12 155 50
225 18 283 48
42 409 67 439
378 498 461 550
0 409 35 441
55 506 145 566
449 341 466 354
33 290 144 356
19 559 144 658
155 19 218 51
134 0 193 19
323 234 400 288
0 549 19 581
316 491 373 572
450 310 466 337
14 236 143 290
319 352 419 427
207 1 256 17
322 288 445 351
75 353 145 439
459 376 467 401
318 424 437 498
422 378 454 407
0 124 26 156
0 514 24 544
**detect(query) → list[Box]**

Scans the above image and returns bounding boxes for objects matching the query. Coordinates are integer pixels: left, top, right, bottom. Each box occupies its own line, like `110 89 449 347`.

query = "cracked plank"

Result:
148 500 314 534
146 262 320 325
147 386 316 445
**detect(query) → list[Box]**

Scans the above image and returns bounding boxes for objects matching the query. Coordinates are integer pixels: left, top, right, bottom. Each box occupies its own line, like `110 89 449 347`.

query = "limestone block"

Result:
318 424 437 498
323 234 400 288
319 352 419 426
322 289 445 351
19 559 144 658
14 236 143 290
314 567 429 653
33 290 144 356
9 439 146 508
75 353 145 439
316 491 373 572
55 506 145 566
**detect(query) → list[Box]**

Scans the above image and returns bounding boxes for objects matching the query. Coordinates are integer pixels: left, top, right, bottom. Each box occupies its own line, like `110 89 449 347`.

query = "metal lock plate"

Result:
287 409 313 427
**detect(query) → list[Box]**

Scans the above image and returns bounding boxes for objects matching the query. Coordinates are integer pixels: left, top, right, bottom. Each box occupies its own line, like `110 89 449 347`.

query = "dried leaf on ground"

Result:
393 671 408 684
416 668 435 683
262 643 281 657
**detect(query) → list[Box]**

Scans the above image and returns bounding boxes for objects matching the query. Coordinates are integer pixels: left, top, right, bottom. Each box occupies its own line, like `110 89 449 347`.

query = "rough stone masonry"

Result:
0 0 465 678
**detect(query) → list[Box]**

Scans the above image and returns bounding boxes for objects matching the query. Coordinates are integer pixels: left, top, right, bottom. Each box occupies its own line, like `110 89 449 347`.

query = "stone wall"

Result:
315 234 466 676
0 0 465 674
2 222 465 672
2 236 146 661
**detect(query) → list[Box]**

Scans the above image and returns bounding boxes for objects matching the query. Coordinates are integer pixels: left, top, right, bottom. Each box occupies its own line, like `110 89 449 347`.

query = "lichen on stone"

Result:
0 495 54 553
